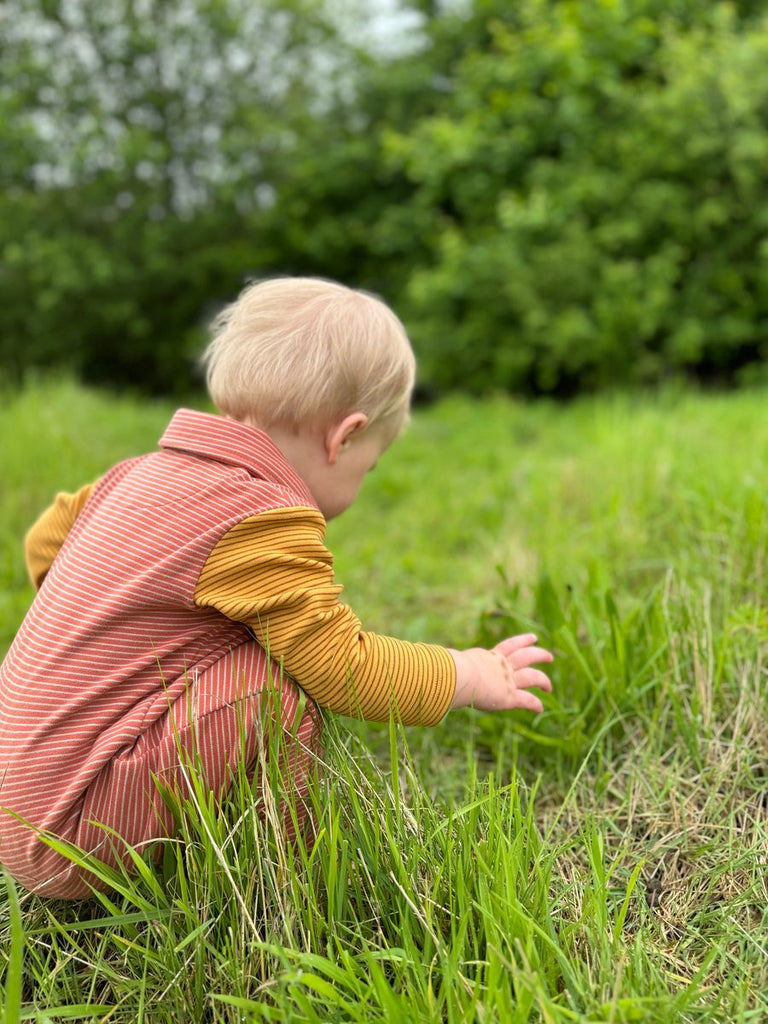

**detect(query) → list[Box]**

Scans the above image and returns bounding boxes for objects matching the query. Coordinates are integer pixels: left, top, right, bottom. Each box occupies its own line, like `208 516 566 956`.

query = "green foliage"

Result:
0 0 344 392
5 1 768 398
376 0 768 394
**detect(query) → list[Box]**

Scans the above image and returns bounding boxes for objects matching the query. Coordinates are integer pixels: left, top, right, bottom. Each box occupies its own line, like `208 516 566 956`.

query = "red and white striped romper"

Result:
0 410 455 898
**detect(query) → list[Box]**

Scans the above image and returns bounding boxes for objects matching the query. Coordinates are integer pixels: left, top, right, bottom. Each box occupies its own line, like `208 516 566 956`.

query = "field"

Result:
1 378 766 1022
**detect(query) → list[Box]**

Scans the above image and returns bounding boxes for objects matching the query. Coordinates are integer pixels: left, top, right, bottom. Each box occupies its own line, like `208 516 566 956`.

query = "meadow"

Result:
0 378 766 1022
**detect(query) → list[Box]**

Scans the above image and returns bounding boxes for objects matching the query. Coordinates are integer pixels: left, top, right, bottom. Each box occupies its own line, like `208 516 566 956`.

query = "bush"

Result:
381 0 768 395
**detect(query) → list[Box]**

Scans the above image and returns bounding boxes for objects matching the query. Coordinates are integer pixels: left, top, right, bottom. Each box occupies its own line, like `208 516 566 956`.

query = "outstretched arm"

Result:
194 506 456 725
195 507 554 725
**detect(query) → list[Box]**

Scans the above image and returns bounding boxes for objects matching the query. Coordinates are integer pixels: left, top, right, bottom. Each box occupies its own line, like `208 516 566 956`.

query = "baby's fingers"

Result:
512 689 545 714
510 645 553 670
494 636 554 668
514 667 553 692
494 634 539 657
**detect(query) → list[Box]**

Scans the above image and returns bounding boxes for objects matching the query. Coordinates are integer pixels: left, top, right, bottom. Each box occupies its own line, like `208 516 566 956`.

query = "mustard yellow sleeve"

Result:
25 482 97 588
193 506 456 725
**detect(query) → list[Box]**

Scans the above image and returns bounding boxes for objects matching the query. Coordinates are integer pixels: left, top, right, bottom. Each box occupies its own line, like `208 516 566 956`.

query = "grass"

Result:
1 377 766 1022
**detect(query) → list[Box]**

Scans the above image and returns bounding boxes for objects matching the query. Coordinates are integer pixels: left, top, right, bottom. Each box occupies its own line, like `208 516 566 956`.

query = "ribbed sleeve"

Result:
193 506 456 725
24 482 97 589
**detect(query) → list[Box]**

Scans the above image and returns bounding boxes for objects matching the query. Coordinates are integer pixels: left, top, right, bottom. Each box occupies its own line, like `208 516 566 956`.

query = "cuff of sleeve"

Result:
401 642 456 727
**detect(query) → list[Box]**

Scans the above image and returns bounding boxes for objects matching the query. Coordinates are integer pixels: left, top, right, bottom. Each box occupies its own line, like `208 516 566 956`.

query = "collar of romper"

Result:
159 408 317 508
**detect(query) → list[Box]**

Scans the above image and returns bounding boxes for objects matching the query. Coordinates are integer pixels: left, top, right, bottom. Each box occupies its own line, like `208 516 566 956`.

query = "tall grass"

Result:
1 378 766 1022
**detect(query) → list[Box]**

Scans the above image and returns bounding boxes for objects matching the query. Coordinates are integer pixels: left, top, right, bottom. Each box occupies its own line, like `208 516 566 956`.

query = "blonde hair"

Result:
202 277 416 432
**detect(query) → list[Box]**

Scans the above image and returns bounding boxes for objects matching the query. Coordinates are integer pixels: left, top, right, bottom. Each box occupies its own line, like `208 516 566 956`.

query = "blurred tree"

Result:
255 1 503 315
0 0 346 391
369 0 768 394
264 0 768 396
4 0 768 397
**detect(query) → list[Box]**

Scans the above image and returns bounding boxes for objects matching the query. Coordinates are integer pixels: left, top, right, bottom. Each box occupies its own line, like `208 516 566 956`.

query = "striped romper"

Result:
0 410 455 898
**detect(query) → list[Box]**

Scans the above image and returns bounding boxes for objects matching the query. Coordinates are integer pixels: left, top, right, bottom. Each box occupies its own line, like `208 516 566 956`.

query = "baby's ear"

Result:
326 412 369 464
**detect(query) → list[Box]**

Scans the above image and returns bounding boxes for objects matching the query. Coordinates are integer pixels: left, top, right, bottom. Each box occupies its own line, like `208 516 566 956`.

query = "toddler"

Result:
0 278 553 898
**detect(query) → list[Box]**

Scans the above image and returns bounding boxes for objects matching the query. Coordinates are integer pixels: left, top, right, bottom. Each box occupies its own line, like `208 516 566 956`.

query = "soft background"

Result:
1 2 766 1021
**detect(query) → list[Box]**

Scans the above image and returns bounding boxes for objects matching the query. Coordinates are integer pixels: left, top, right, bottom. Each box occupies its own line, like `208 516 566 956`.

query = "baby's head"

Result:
201 277 416 518
202 276 415 438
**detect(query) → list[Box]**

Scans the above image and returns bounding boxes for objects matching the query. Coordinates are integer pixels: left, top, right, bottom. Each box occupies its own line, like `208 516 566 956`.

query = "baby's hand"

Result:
449 634 554 712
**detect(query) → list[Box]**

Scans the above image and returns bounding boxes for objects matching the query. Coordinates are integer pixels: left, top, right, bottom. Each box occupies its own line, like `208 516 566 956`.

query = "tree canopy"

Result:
3 0 768 396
